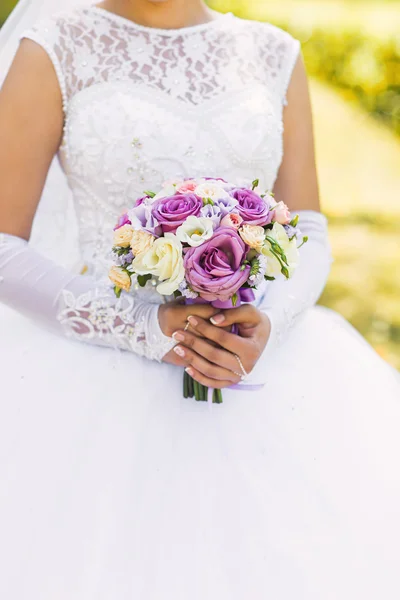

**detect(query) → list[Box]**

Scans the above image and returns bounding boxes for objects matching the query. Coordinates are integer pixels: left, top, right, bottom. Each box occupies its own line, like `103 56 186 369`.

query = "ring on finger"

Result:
184 321 190 332
234 354 249 381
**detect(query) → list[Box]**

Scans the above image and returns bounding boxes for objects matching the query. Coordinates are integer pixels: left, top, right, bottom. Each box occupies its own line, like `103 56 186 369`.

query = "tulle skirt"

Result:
1 304 399 599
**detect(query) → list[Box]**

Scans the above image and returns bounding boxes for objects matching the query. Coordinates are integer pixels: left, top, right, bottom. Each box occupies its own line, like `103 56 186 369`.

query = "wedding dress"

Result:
0 6 399 599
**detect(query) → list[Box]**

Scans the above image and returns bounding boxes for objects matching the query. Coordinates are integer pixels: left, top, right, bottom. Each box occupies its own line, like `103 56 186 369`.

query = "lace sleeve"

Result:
0 234 176 362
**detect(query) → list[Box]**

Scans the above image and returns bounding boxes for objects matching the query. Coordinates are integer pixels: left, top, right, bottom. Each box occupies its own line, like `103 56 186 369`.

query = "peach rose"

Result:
113 224 134 248
130 230 155 256
108 266 132 292
239 223 265 251
272 201 291 225
220 213 243 230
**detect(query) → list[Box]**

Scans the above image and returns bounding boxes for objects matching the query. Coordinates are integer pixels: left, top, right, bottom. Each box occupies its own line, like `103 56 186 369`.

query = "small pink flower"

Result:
177 180 198 194
272 201 291 225
220 213 243 230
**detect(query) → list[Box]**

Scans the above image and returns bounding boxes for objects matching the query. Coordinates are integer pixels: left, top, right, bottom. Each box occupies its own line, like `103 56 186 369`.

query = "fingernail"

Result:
187 315 198 327
172 332 185 342
174 346 185 358
210 314 225 325
185 367 194 376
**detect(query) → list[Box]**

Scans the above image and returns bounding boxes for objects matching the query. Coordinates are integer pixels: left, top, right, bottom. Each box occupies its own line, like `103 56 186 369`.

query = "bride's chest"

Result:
59 80 284 211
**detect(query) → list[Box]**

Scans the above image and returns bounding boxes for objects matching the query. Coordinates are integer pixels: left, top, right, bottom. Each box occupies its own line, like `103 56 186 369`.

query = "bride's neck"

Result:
96 0 214 30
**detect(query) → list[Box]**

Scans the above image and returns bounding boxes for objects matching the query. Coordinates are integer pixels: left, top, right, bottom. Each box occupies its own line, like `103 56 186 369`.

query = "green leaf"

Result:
137 274 152 287
290 214 299 228
232 293 238 307
114 286 122 298
251 179 259 191
144 190 156 198
264 275 275 281
174 290 183 299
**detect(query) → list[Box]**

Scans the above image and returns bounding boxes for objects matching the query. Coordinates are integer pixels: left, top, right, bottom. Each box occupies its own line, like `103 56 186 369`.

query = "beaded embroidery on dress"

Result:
0 6 400 600
23 6 300 278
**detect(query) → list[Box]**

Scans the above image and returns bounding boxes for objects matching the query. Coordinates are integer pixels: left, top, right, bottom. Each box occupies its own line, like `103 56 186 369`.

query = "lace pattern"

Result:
21 8 300 111
58 286 175 362
15 8 301 360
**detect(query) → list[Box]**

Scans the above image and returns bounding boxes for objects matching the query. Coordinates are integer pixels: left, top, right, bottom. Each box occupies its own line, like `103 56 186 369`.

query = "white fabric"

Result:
0 234 175 361
0 7 400 600
259 211 333 352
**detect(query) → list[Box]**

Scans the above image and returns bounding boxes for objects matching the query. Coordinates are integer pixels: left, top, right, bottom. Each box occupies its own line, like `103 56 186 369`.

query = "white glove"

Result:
257 210 333 351
0 234 176 362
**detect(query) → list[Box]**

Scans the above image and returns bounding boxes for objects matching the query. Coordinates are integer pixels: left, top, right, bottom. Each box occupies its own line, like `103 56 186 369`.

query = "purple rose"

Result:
230 188 272 226
152 193 203 234
184 227 250 302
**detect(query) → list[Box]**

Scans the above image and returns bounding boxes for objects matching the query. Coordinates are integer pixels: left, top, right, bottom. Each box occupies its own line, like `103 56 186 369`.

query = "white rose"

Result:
194 182 231 202
176 215 214 247
130 230 155 256
262 223 299 278
239 223 265 251
113 224 134 248
131 233 185 295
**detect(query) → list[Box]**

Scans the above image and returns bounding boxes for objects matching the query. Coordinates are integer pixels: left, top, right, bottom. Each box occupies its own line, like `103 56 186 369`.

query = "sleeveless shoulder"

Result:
20 7 98 114
236 19 301 106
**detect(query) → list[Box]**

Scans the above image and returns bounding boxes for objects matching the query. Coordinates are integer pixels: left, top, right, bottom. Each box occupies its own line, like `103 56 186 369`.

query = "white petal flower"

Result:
152 183 179 202
194 182 231 202
176 215 214 247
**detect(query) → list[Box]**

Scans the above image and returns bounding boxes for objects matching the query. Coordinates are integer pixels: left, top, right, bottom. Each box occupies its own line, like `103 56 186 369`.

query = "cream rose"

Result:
131 233 185 295
130 230 155 256
194 182 230 202
176 215 214 247
239 223 265 251
108 266 132 292
262 223 299 278
113 224 134 248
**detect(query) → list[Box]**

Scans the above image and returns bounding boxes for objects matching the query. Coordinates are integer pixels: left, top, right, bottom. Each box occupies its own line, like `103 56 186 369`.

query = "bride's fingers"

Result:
186 315 244 355
173 345 240 384
185 366 234 390
172 330 239 373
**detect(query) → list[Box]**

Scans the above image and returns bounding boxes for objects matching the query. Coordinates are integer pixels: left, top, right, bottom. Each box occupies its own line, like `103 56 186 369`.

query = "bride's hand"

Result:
159 302 220 366
170 305 271 389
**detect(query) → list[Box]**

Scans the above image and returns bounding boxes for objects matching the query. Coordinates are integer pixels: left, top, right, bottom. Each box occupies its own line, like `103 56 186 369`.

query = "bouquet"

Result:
109 177 307 403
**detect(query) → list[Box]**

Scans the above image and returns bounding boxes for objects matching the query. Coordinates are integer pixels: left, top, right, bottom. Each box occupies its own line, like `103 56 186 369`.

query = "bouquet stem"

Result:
183 372 223 403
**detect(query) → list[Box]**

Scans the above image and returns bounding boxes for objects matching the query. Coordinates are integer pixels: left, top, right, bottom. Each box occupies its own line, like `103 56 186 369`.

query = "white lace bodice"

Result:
22 6 300 276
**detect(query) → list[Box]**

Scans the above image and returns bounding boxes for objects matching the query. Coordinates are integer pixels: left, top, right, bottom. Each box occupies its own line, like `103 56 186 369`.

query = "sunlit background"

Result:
1 0 399 368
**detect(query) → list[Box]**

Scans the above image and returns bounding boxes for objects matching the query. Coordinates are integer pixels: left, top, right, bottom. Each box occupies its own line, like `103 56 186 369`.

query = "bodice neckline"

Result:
89 6 234 36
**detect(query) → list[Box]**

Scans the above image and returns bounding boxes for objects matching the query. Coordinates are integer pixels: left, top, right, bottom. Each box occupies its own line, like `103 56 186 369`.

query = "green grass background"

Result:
2 0 400 368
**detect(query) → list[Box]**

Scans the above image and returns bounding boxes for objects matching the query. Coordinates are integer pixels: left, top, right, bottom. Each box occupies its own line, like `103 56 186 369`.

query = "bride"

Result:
0 0 399 597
